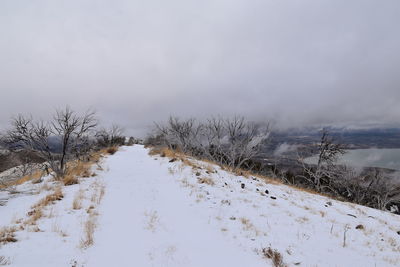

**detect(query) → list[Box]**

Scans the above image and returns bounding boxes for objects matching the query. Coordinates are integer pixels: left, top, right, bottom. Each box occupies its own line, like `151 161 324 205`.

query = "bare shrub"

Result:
96 125 125 148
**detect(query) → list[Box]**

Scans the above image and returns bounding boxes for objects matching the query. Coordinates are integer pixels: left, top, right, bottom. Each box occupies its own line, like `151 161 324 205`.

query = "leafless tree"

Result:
153 116 270 170
5 107 97 178
223 117 270 170
155 117 202 154
96 124 125 147
299 128 345 192
201 117 227 164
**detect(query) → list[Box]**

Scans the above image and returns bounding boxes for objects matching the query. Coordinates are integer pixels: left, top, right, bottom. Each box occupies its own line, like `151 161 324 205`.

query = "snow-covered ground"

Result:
1 145 400 266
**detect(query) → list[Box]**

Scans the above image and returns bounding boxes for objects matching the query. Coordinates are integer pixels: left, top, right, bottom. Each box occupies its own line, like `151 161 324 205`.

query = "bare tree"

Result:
299 128 345 192
96 124 125 147
223 117 270 170
153 116 270 170
5 107 97 178
155 117 202 154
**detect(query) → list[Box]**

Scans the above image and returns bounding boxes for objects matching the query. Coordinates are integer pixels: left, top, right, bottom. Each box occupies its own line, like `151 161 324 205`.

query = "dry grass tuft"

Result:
262 247 287 267
0 227 17 244
197 177 215 186
80 216 96 248
72 189 84 210
148 146 185 160
66 160 93 178
62 174 79 186
25 186 64 225
33 186 64 208
239 217 260 235
106 146 118 155
25 208 43 225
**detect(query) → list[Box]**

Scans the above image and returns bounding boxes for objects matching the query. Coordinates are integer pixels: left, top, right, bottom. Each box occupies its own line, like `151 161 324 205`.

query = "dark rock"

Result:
347 214 357 218
169 158 177 163
270 196 277 200
241 183 245 189
195 172 201 176
265 189 269 194
397 231 400 235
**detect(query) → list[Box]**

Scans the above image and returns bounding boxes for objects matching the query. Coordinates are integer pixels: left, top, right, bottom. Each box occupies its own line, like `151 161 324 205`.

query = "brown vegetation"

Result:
80 216 96 248
106 146 118 155
0 227 17 244
262 247 287 267
62 174 79 186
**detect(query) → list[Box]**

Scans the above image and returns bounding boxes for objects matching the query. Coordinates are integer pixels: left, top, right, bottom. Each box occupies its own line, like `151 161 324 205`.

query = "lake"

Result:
305 148 400 171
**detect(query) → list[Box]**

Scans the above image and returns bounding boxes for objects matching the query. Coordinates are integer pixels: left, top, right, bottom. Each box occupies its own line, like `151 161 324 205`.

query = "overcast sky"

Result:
0 0 399 136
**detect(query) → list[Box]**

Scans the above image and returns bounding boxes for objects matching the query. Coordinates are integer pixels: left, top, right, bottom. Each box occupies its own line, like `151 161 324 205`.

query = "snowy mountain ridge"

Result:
1 145 400 266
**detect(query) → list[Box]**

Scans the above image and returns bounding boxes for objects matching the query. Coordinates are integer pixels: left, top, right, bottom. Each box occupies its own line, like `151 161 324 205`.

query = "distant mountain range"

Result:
266 127 400 152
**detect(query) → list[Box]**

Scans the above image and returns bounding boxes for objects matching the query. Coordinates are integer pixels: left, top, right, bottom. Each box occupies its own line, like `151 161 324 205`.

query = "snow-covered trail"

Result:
2 145 399 266
85 146 267 267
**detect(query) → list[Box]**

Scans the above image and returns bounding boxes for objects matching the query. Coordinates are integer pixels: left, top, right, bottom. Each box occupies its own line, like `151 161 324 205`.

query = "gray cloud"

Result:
1 0 399 136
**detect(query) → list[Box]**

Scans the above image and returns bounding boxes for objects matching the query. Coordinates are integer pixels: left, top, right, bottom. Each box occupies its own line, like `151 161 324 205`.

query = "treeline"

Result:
146 118 400 214
146 116 270 170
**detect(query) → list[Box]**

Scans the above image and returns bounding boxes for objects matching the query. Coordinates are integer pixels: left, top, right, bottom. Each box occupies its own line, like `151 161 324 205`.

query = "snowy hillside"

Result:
1 145 400 266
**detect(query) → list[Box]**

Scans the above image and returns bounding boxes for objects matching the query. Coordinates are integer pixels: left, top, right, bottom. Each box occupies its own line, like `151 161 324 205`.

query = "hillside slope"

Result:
1 145 400 266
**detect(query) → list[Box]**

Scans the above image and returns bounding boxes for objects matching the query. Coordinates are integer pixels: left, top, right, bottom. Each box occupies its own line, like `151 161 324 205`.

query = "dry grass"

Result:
262 247 287 267
62 174 79 186
25 186 64 225
40 182 53 192
80 216 96 248
296 216 309 224
144 211 159 232
66 160 93 178
197 177 215 186
148 146 180 158
33 186 64 209
239 217 260 235
106 146 118 155
25 208 44 225
0 227 17 244
72 189 84 210
0 170 44 189
52 222 68 237
149 146 349 203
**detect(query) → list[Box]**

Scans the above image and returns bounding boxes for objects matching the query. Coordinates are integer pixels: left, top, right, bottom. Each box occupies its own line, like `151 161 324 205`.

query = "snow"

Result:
1 145 400 266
